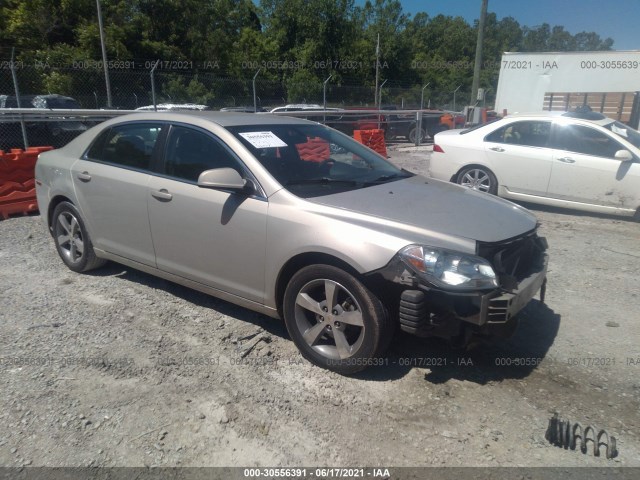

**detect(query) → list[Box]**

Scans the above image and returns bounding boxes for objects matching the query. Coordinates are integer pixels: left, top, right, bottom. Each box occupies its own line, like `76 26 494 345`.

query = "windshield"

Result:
228 124 412 197
604 121 640 149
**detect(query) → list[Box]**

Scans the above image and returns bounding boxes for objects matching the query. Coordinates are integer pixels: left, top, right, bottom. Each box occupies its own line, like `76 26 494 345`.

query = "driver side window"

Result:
163 126 241 182
553 124 624 159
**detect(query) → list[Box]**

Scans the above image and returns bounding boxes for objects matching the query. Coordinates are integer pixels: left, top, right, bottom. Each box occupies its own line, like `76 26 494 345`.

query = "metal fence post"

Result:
253 69 261 113
377 79 387 130
417 82 430 146
323 74 332 123
150 60 160 111
10 48 29 149
96 0 112 107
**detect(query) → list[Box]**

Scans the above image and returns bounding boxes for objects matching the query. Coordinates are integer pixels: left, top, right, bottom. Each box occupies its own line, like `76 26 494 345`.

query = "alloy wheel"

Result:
293 279 365 360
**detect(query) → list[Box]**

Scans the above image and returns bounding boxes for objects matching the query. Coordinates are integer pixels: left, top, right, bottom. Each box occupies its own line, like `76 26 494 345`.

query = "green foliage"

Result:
162 75 216 105
42 71 74 95
0 0 616 107
285 70 322 102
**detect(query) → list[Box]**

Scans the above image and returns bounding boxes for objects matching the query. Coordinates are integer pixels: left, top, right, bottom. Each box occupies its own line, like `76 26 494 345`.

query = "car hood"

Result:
309 175 538 244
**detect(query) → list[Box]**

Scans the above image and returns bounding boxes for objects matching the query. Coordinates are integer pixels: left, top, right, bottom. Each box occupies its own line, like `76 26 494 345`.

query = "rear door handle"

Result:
557 157 576 164
489 147 505 152
151 189 173 201
77 171 92 182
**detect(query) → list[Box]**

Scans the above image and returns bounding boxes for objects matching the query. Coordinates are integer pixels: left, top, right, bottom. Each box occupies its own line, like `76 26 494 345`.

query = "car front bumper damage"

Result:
365 236 549 341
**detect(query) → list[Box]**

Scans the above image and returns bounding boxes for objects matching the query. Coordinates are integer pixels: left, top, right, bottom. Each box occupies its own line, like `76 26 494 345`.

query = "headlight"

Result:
399 245 498 290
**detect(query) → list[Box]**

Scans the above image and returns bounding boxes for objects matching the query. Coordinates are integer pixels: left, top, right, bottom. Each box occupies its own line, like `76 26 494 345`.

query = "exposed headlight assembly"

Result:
399 245 498 290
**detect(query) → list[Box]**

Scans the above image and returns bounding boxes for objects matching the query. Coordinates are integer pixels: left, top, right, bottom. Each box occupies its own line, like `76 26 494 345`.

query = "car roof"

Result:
503 111 616 127
105 111 317 127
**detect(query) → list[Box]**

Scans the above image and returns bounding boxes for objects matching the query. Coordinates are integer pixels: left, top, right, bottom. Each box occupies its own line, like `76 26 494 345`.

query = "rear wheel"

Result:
283 264 392 374
456 166 498 195
52 202 106 273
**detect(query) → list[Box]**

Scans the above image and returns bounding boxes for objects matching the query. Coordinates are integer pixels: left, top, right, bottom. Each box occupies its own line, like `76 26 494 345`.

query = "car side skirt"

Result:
499 187 637 217
94 249 281 320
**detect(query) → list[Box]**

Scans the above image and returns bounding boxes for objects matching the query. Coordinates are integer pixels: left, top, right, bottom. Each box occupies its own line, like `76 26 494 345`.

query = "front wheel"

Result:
283 265 392 374
52 201 107 273
456 166 498 195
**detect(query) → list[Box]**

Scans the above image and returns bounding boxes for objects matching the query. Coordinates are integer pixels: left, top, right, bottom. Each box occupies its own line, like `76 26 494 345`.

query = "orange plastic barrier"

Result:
353 129 387 157
0 146 53 220
296 137 330 163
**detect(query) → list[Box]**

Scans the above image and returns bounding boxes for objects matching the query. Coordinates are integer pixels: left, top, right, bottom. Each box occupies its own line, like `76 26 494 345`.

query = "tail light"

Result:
433 144 444 153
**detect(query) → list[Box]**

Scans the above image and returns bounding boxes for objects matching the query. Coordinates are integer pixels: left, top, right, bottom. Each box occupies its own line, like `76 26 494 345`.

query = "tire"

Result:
52 201 107 273
384 130 396 142
283 264 392 374
456 166 498 195
408 127 426 144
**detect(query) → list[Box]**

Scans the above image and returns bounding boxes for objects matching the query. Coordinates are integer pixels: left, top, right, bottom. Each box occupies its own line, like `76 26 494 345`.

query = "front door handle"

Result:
77 171 92 182
489 147 505 152
151 189 173 201
557 157 576 164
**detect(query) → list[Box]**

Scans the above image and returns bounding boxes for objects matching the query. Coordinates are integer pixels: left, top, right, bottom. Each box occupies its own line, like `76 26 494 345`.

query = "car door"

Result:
547 122 640 207
71 122 165 266
147 124 268 303
483 120 553 196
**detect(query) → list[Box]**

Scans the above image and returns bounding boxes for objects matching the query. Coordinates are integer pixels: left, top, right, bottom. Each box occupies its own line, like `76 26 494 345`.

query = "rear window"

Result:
85 123 164 170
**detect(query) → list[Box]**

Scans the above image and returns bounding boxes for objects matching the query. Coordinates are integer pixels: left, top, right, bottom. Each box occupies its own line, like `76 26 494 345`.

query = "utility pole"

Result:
96 0 112 108
374 33 380 106
470 0 488 106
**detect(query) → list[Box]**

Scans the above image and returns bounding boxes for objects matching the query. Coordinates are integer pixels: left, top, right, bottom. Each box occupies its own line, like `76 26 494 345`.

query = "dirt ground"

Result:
0 143 639 472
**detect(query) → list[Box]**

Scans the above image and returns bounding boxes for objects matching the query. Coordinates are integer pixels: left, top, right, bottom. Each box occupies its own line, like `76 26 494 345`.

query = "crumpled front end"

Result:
364 228 549 341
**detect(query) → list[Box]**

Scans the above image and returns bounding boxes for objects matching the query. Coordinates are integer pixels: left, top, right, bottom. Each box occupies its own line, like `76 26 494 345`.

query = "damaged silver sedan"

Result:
36 112 548 374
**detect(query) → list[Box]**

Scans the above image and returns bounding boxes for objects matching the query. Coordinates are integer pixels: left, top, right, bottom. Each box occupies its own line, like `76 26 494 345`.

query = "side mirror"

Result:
197 168 253 193
614 150 633 162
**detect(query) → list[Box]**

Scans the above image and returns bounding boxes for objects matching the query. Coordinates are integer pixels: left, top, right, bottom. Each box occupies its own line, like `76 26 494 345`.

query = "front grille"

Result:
477 230 547 291
487 297 510 323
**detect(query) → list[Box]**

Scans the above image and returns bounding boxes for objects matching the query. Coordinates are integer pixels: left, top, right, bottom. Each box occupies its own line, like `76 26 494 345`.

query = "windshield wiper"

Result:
363 173 412 185
285 177 359 187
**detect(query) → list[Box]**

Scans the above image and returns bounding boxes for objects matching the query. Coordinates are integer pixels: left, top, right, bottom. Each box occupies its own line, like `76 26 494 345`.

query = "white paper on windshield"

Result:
611 124 628 138
239 131 288 148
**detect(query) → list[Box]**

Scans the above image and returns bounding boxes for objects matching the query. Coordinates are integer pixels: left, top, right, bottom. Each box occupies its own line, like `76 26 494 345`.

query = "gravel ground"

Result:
1 143 639 470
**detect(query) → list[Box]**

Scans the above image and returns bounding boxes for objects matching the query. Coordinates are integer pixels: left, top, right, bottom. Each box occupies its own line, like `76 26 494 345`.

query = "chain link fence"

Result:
1 56 474 150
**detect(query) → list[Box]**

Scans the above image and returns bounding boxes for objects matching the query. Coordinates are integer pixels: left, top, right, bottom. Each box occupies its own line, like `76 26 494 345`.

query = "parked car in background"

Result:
430 110 640 219
0 94 34 150
30 94 88 147
35 111 548 374
0 94 87 149
383 106 452 143
136 103 210 112
220 106 266 113
269 104 339 113
31 94 82 110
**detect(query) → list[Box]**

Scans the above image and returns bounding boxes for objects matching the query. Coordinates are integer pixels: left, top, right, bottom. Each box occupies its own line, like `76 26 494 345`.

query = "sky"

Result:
397 0 640 51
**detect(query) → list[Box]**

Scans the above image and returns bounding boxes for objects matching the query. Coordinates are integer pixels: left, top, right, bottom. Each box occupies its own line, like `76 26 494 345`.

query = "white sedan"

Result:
430 111 640 219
